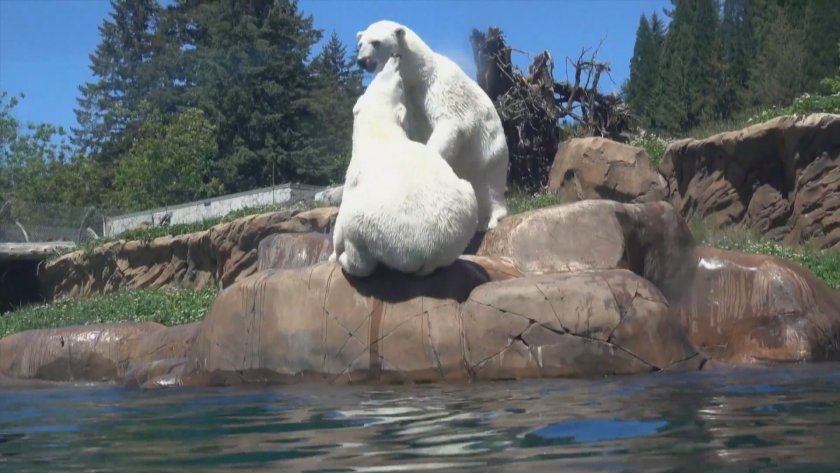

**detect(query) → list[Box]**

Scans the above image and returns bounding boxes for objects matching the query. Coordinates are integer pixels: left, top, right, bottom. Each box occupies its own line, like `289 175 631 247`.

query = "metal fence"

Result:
0 200 118 245
0 182 327 244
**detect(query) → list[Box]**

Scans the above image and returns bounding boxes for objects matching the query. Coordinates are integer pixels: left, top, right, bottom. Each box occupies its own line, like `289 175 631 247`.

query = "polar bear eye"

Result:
371 40 381 48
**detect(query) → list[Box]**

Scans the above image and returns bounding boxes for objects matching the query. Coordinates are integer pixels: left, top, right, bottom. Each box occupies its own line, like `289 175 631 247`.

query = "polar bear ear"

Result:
356 31 363 42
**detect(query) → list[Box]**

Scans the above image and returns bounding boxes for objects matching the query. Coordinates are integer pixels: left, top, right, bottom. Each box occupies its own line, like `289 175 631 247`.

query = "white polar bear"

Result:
329 56 478 277
356 20 509 230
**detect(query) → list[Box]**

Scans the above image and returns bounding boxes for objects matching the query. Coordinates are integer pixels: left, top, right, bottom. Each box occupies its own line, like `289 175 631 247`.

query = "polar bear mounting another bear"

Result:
329 56 479 277
356 20 509 231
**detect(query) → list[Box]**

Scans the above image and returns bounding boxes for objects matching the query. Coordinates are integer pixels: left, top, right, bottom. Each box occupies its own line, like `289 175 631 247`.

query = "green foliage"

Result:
507 192 562 215
114 107 222 210
629 130 671 166
626 0 840 135
749 92 840 123
0 288 218 338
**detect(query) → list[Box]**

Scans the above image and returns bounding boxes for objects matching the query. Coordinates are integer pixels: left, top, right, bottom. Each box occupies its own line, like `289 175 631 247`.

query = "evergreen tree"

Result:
748 0 806 107
719 0 752 118
301 31 365 184
802 0 840 92
72 0 167 164
654 0 720 132
626 13 666 128
181 0 321 192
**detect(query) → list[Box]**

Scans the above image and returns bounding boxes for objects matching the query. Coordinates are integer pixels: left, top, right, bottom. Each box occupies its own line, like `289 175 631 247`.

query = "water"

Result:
2 364 840 472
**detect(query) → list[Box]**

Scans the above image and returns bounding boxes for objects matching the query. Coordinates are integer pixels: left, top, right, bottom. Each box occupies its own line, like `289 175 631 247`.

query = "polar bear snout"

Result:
357 57 377 73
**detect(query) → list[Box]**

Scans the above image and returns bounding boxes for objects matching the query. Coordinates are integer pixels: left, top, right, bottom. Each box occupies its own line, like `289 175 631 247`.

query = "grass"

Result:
690 219 840 290
0 287 218 339
507 191 562 215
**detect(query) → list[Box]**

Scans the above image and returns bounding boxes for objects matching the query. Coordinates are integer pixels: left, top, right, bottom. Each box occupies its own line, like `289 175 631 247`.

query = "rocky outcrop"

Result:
39 207 338 300
0 322 165 381
3 201 839 389
185 261 703 384
477 200 696 302
257 232 333 272
659 113 840 249
674 246 840 363
548 137 667 203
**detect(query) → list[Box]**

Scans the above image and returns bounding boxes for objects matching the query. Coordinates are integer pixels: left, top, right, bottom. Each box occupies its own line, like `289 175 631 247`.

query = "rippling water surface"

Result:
2 364 840 472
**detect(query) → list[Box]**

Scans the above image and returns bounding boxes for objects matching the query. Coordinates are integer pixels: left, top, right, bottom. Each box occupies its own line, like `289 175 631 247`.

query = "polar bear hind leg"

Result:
338 240 377 277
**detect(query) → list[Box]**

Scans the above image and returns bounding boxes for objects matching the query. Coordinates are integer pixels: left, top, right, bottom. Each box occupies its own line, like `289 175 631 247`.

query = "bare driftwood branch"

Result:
470 27 633 192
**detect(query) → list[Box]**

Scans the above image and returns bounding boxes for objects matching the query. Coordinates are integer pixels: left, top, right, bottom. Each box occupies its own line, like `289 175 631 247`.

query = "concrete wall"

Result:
103 183 325 238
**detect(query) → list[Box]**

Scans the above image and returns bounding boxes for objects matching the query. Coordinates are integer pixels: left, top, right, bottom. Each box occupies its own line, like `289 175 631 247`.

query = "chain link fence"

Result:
0 200 121 245
1 183 327 244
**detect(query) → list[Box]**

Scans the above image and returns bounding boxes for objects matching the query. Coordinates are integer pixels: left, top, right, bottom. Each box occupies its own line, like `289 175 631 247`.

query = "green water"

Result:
2 364 839 472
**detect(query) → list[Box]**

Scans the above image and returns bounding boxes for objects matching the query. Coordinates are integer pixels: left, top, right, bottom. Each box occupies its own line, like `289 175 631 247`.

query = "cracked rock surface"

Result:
184 260 703 385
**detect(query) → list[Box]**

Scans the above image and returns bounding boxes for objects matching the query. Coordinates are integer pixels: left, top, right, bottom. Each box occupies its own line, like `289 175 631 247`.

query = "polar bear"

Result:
329 56 478 277
356 20 509 230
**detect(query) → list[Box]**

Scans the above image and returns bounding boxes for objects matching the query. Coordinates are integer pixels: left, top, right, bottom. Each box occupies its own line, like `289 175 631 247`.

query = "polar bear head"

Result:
356 20 408 73
352 55 407 132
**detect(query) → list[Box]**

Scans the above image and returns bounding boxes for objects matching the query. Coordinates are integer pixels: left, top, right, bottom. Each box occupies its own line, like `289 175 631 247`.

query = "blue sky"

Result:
0 0 669 133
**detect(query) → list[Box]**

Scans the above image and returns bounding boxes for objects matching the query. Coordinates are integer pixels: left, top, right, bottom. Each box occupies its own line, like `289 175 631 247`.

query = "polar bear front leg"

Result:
425 119 463 165
329 219 345 262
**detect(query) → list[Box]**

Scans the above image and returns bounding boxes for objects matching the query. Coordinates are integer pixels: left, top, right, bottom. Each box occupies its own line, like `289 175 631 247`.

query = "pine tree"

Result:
626 13 666 129
719 0 752 118
654 0 720 132
181 0 322 192
72 0 167 164
748 0 806 107
802 0 840 92
301 31 365 184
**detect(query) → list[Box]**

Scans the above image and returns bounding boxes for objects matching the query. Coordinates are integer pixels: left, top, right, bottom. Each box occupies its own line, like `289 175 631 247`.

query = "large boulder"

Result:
477 200 696 302
675 246 840 363
659 113 840 250
39 207 338 300
0 323 165 381
257 232 333 272
183 260 704 385
548 137 667 203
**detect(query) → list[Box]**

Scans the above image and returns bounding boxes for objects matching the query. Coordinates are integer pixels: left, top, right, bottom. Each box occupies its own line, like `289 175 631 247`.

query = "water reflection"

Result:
1 363 839 472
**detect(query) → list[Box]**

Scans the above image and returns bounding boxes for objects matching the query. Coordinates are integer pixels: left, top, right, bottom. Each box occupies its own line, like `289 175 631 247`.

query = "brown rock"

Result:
39 207 338 300
127 322 200 372
185 261 703 385
548 137 667 203
477 200 696 301
257 232 333 272
659 113 840 249
0 323 165 381
675 246 840 363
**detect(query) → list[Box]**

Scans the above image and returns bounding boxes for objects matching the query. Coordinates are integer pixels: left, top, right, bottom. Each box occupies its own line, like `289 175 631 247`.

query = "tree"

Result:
653 0 720 132
626 12 665 128
747 0 806 107
802 0 840 92
72 0 168 165
181 0 322 192
114 107 221 209
719 0 752 118
300 31 365 184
